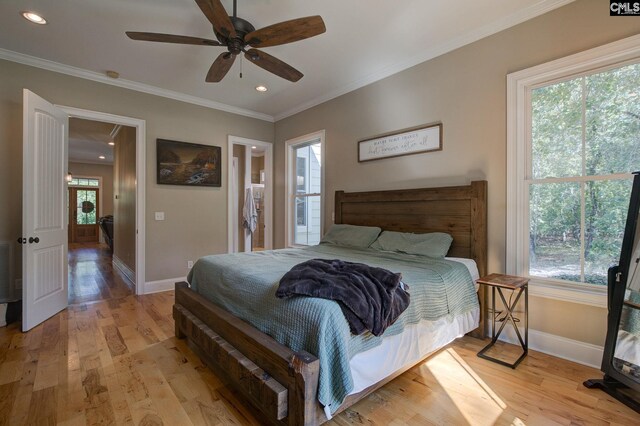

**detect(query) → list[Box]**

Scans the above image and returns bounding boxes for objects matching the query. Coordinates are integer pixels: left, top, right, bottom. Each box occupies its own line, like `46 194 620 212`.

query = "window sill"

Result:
527 278 607 308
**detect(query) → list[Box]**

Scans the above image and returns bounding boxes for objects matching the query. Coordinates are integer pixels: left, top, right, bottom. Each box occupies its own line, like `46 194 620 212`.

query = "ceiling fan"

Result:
126 0 326 83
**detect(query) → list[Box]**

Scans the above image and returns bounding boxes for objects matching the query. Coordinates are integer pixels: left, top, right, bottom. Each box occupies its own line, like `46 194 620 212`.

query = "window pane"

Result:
294 195 321 245
586 63 640 176
529 182 581 281
531 79 583 179
296 157 306 192
76 189 97 225
294 142 321 195
584 179 633 285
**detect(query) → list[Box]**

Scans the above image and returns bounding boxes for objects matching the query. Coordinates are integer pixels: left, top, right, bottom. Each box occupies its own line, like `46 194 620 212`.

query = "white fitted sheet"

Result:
348 257 481 396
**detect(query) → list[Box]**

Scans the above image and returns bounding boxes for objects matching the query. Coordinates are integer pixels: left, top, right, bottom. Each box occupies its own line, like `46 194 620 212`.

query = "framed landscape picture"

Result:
156 139 221 187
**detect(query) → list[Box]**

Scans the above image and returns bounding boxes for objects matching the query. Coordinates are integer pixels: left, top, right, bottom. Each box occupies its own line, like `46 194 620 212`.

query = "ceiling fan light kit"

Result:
126 0 326 83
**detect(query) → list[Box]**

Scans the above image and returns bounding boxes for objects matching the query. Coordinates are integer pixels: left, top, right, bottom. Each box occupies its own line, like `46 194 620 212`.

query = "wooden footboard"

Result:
173 282 323 425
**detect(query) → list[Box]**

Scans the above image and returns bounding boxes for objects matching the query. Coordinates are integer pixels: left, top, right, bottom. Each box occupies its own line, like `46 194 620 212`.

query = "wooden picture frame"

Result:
358 123 443 162
157 139 221 187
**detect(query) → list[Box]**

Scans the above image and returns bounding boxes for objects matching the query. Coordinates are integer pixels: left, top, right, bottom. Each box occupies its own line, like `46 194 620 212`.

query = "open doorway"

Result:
227 136 273 253
67 118 136 303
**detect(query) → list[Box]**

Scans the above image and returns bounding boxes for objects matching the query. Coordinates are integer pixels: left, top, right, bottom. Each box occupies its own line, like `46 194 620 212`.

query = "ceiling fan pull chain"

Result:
240 55 243 78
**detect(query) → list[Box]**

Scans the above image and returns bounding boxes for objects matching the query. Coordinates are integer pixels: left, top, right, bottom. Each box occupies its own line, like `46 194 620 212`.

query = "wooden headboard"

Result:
335 180 488 338
334 180 488 278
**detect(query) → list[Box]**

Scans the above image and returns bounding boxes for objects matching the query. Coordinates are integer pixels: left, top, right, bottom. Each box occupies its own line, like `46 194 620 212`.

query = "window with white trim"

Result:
508 39 640 295
286 131 324 246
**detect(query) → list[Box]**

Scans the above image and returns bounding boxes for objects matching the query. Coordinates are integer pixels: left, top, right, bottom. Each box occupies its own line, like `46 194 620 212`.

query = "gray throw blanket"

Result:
276 258 410 336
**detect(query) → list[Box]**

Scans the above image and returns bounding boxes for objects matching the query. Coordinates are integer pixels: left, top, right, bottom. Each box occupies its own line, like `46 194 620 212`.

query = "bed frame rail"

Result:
174 282 320 425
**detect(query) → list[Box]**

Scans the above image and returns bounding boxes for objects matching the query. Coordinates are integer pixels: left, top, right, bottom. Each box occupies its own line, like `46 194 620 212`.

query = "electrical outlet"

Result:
155 212 165 221
187 260 194 269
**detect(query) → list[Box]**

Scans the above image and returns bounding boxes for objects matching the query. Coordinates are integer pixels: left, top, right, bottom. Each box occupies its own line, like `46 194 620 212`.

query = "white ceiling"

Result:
0 0 572 121
69 118 116 165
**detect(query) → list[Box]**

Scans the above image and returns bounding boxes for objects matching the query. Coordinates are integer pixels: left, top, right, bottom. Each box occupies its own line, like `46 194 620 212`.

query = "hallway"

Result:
68 243 133 304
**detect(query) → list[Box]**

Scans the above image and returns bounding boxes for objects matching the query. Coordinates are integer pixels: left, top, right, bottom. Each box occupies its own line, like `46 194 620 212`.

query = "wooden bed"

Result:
173 180 487 425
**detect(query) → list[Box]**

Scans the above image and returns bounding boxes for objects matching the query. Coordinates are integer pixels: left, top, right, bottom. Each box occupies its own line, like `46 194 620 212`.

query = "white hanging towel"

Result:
242 187 257 233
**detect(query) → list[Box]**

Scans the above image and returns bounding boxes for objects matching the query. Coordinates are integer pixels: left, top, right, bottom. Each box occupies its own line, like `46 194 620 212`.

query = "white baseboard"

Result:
144 277 187 295
497 325 604 368
112 255 136 285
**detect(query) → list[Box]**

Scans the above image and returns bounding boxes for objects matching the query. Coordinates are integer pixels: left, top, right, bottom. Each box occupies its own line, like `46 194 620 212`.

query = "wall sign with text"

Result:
358 123 442 162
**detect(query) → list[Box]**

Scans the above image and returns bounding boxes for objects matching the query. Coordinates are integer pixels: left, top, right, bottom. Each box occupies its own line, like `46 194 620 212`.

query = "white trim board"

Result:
0 0 571 123
227 136 274 253
496 326 603 369
58 106 147 295
506 34 640 308
144 277 187 294
284 130 326 248
0 49 273 123
274 0 575 120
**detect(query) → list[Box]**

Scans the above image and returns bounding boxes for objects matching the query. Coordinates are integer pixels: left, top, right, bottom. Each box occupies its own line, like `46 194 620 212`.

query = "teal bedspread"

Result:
187 244 478 415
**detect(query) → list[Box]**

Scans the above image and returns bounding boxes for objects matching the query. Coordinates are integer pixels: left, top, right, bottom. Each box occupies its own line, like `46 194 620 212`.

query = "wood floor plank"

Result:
2 259 639 426
0 381 18 426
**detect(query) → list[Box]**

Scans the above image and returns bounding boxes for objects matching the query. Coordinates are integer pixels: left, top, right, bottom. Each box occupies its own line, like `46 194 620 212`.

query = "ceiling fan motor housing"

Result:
215 16 255 54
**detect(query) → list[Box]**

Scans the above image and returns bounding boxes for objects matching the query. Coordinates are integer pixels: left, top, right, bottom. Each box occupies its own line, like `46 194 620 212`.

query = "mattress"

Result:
188 244 479 415
346 258 479 403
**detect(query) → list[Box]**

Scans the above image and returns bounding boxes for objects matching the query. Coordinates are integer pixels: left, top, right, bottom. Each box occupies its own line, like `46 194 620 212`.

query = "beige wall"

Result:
0 60 273 283
68 162 114 217
114 126 136 272
274 0 640 346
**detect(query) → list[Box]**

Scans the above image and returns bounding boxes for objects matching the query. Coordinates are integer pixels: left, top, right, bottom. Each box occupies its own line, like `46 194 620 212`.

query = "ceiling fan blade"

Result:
245 16 326 48
194 0 237 40
206 52 236 82
245 49 303 82
126 32 223 46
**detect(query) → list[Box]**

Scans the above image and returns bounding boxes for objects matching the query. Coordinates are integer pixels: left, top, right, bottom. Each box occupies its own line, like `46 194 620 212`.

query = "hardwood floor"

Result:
1 290 638 425
68 243 134 304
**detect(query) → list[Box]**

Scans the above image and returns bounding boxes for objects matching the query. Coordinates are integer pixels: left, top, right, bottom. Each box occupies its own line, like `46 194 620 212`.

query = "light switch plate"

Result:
155 212 165 221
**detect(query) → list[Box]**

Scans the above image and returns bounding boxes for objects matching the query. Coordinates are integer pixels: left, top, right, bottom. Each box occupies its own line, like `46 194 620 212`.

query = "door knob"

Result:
28 237 40 244
16 237 26 244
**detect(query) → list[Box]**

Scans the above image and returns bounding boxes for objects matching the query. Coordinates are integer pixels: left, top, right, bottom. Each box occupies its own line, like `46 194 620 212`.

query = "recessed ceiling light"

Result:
108 141 115 146
98 155 106 160
255 85 268 92
21 11 47 25
251 146 257 149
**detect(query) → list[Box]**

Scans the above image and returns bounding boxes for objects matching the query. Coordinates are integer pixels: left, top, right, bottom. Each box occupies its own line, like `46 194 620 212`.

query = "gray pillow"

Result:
320 224 382 248
370 231 453 258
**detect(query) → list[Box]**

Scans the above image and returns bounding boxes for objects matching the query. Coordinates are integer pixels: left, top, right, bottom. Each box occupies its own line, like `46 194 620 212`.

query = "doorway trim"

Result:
58 105 146 294
227 136 273 253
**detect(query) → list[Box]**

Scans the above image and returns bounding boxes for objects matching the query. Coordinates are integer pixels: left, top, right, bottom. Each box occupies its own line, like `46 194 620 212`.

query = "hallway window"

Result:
286 131 325 246
68 177 99 187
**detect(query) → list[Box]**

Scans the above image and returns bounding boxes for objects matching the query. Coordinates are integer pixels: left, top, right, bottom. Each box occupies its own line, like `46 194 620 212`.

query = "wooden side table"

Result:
476 273 529 369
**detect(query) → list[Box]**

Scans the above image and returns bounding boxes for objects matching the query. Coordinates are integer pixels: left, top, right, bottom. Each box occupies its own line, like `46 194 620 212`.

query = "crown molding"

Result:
273 0 575 121
0 48 274 123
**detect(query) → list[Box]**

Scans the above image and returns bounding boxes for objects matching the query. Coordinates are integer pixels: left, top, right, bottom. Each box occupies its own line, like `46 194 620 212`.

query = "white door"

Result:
22 89 69 331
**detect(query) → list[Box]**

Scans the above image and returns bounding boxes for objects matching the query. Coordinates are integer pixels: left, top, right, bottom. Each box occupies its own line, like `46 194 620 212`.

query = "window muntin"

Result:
527 62 640 286
68 177 100 187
